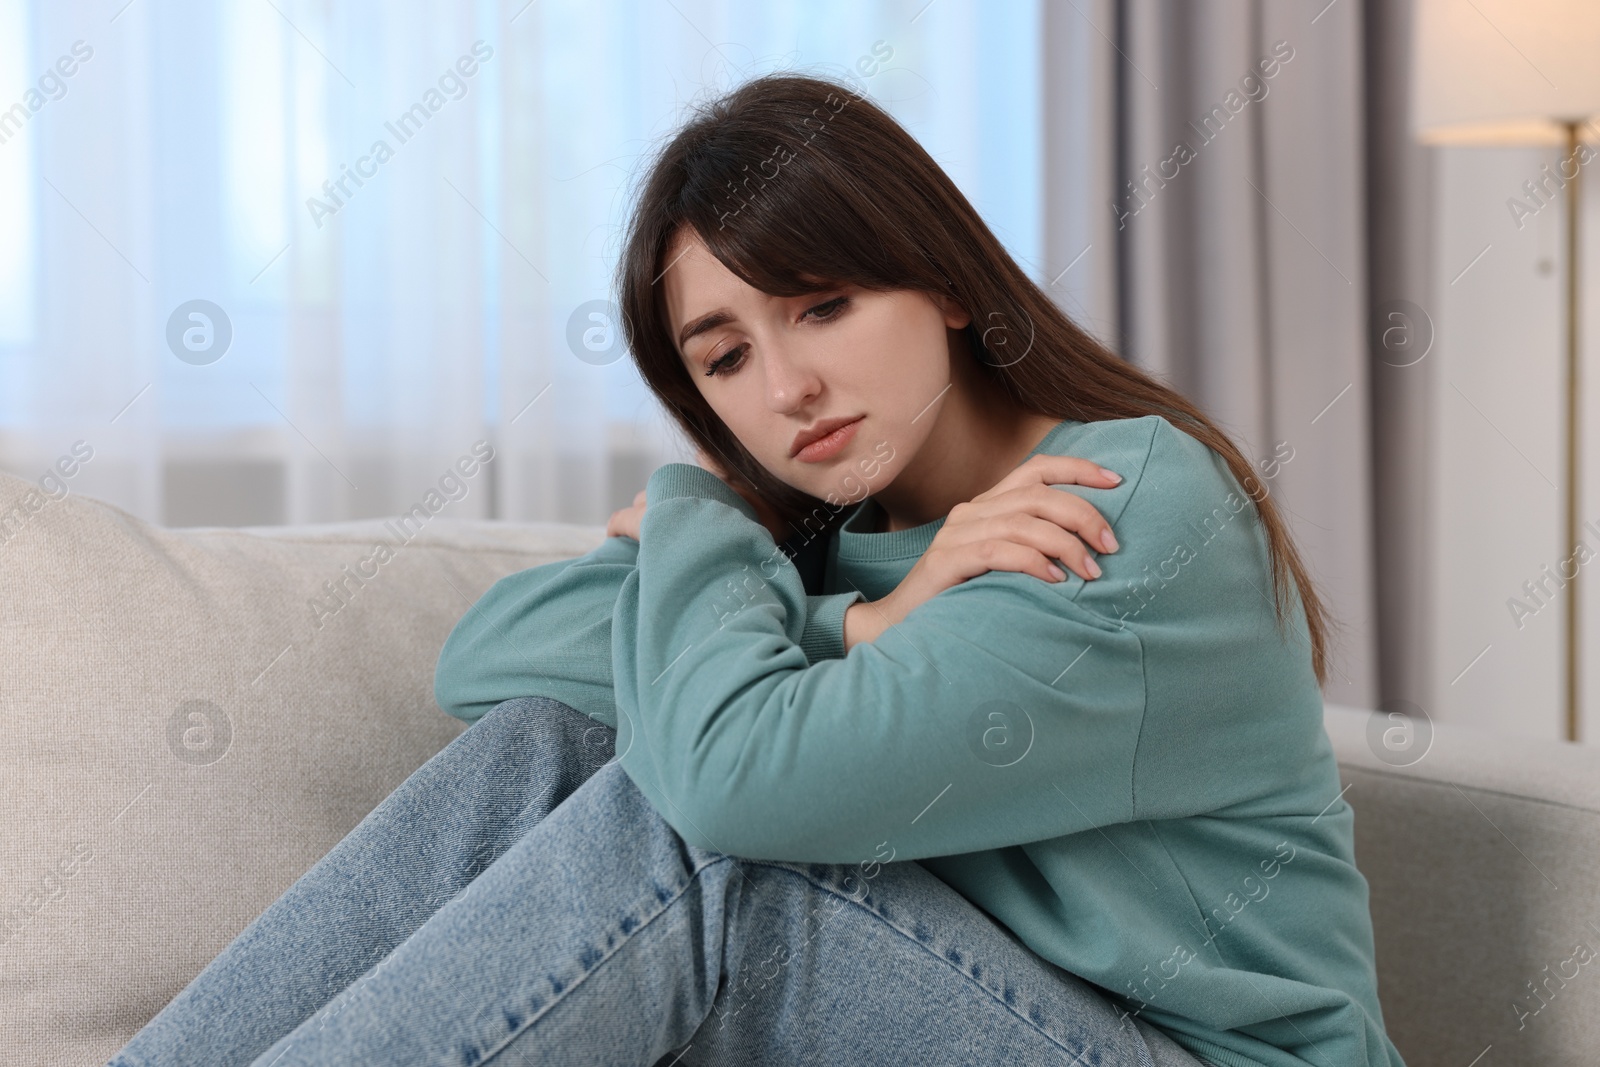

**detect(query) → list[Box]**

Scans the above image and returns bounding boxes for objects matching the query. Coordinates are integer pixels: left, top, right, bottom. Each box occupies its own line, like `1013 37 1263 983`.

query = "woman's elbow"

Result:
433 667 487 725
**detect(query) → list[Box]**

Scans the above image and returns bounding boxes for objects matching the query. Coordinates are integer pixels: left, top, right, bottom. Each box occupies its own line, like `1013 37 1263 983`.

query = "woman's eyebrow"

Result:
677 309 737 349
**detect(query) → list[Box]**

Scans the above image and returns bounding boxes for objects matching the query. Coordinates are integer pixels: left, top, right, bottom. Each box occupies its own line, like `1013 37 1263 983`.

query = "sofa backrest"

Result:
0 469 605 1067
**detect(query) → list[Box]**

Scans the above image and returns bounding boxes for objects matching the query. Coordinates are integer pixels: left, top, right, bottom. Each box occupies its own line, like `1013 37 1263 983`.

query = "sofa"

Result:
2 468 1596 1066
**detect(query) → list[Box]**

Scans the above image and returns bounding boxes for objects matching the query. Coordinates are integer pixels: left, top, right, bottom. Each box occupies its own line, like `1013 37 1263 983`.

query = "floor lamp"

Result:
1412 0 1600 742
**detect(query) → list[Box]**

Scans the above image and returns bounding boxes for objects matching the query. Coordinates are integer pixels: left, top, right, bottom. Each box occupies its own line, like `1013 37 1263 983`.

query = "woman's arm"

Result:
609 418 1175 866
432 530 867 727
433 536 640 727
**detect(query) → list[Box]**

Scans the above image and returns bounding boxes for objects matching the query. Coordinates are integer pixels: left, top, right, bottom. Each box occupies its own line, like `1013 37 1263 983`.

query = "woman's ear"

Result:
932 291 972 330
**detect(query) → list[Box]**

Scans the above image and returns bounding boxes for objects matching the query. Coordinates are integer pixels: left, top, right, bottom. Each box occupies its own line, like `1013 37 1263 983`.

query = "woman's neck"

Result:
870 345 1062 534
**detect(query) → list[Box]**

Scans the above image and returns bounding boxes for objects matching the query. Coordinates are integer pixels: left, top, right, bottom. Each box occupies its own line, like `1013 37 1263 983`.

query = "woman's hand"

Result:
606 490 648 542
842 454 1123 650
604 450 792 544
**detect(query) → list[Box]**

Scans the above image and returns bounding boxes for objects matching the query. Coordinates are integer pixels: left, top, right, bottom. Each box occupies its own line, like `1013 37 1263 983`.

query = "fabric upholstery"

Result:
1324 703 1600 1066
0 470 602 1066
4 467 1596 1066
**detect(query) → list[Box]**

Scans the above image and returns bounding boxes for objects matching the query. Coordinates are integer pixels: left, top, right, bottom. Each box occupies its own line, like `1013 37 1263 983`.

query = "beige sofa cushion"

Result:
0 468 604 1067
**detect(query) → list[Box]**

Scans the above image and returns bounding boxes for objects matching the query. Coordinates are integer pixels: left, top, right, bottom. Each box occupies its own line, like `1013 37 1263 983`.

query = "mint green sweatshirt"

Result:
434 415 1406 1067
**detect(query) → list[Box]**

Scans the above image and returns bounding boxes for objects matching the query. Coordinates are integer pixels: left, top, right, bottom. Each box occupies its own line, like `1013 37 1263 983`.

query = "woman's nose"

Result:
763 342 821 414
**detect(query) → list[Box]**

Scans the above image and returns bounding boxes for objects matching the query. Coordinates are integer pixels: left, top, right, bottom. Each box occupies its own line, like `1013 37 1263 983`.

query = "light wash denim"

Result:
109 696 1207 1067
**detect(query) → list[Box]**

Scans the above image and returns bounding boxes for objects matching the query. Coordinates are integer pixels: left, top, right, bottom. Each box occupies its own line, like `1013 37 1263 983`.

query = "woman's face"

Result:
660 227 971 503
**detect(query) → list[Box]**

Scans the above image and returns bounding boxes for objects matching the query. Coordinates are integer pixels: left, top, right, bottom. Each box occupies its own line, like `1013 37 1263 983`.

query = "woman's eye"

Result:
802 296 849 321
702 298 845 378
705 344 748 377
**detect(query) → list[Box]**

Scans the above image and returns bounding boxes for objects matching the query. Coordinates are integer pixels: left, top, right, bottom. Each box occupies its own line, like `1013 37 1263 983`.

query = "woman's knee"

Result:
373 698 623 879
459 697 617 798
477 696 615 757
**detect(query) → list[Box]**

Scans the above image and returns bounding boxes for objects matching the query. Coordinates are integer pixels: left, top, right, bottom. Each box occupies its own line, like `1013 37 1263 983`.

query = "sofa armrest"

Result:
1323 703 1600 1066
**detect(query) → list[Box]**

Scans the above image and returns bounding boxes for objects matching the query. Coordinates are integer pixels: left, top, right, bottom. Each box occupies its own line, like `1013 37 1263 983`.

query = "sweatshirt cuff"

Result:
800 591 862 663
646 462 761 526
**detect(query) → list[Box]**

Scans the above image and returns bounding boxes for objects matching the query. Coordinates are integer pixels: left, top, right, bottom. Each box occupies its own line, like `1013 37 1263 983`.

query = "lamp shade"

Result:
1412 0 1600 144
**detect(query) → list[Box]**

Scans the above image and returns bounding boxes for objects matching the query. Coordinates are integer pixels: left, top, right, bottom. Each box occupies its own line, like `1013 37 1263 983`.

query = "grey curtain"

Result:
1043 0 1433 714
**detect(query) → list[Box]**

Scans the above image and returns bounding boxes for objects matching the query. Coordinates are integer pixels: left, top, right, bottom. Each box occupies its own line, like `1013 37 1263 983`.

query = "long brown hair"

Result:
615 73 1334 686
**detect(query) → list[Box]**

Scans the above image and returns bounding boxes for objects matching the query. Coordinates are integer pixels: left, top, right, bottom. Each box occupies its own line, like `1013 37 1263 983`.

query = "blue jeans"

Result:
108 697 1205 1066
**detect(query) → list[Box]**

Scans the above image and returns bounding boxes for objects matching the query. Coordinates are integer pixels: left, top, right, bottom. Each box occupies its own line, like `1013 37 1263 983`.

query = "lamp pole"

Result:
1562 119 1582 743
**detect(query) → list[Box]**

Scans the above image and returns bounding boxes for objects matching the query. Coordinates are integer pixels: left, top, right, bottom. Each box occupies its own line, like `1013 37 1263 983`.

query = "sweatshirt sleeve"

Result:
611 422 1163 865
433 536 638 727
433 532 865 727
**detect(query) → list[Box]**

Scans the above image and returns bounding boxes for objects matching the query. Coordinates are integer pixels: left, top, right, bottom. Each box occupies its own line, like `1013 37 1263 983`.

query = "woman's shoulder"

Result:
1039 414 1248 524
1033 414 1276 619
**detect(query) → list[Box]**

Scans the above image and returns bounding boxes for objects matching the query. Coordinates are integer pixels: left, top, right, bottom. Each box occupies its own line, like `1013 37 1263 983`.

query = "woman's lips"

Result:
793 416 863 463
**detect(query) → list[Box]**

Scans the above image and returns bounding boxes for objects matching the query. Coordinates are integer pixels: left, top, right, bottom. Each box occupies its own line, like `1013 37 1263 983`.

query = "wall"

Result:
1429 142 1600 742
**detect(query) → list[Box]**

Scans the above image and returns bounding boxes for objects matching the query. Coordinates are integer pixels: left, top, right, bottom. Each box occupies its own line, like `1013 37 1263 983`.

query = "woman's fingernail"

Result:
1085 557 1102 578
1100 468 1121 483
1101 528 1118 552
1048 564 1066 581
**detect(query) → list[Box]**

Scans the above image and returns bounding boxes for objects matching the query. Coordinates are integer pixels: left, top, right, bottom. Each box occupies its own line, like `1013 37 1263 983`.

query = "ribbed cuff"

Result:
800 591 862 662
645 462 760 526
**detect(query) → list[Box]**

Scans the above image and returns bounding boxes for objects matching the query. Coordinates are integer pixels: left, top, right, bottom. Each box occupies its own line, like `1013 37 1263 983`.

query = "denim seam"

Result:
475 853 737 1066
743 860 1113 1063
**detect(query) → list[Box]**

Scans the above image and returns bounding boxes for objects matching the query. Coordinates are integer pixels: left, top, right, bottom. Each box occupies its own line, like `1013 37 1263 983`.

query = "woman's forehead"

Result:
660 233 743 330
660 229 835 340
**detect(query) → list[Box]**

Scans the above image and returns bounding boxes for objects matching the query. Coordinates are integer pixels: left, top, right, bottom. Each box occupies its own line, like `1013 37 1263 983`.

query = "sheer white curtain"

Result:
0 0 1041 527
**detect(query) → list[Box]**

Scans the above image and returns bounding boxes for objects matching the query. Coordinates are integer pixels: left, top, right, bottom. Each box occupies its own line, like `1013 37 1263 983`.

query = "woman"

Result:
110 74 1405 1067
